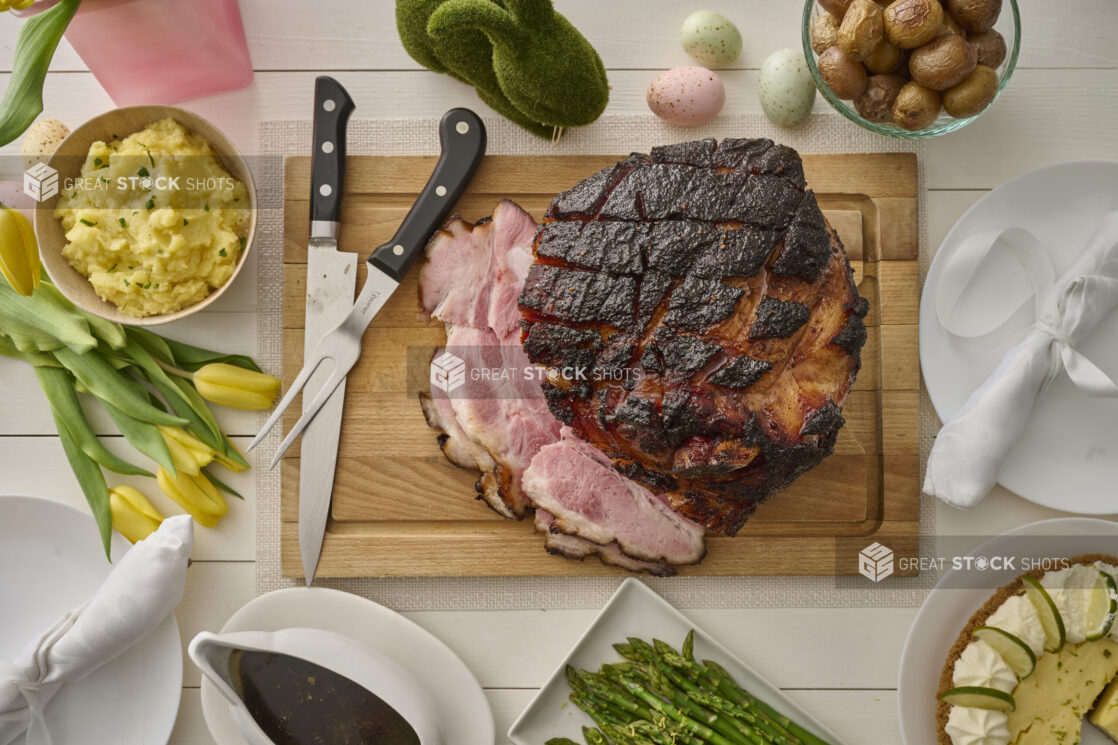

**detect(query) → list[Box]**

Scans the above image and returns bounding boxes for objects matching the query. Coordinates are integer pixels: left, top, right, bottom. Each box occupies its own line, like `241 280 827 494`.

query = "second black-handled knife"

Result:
249 108 488 464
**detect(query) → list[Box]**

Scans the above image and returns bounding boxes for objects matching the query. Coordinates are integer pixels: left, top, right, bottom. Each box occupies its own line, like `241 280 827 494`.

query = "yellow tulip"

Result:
157 425 217 475
193 363 281 411
213 437 250 473
0 206 39 297
156 466 228 528
109 485 164 543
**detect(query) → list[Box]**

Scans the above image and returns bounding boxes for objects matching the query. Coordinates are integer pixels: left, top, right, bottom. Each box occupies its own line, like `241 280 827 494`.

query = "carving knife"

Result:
249 108 487 468
299 76 355 585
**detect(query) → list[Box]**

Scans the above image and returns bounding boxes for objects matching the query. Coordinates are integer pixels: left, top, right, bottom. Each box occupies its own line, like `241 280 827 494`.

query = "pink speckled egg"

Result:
646 66 725 126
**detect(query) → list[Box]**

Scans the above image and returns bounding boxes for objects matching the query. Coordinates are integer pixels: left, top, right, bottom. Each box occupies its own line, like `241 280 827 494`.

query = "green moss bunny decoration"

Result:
396 0 610 140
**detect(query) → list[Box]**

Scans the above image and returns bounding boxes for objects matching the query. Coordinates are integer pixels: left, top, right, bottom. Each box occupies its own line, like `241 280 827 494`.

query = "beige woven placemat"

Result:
254 112 936 610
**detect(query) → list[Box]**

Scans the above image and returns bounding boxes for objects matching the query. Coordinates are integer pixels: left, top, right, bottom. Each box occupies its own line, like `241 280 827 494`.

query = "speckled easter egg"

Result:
759 49 817 127
680 10 743 68
646 66 726 126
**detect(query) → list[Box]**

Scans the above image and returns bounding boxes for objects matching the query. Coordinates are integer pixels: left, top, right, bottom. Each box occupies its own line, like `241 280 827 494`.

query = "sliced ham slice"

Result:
524 429 706 567
418 199 707 573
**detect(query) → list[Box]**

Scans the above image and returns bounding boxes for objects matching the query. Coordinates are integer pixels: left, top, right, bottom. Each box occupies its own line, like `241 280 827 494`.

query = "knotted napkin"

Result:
925 211 1118 508
0 515 193 745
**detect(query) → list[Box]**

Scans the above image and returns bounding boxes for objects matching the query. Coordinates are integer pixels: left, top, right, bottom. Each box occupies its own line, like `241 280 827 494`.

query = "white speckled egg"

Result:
680 10 742 68
758 49 817 127
646 66 725 126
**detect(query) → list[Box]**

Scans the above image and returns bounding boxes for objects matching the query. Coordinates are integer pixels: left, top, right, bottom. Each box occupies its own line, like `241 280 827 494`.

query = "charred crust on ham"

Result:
707 355 773 389
519 139 869 534
750 297 811 339
800 402 844 438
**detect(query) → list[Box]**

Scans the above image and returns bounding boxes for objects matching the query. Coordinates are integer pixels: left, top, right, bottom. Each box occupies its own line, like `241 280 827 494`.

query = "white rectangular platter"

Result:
508 578 849 744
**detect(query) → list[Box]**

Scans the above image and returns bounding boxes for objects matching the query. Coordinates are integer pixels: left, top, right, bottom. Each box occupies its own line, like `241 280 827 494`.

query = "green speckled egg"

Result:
680 10 742 68
759 48 817 127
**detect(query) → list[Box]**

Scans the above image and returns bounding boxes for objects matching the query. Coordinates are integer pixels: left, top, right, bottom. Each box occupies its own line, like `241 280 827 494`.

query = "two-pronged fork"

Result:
247 108 487 467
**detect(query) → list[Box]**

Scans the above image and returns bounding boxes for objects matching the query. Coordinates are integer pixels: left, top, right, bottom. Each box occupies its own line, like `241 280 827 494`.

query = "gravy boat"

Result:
189 628 444 745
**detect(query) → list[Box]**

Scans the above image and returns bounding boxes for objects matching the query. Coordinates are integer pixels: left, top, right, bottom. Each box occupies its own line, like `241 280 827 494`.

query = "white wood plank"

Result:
0 311 262 436
168 688 211 745
168 687 898 745
927 189 986 254
2 68 1114 194
176 560 256 687
3 0 1115 73
403 607 916 690
0 436 256 560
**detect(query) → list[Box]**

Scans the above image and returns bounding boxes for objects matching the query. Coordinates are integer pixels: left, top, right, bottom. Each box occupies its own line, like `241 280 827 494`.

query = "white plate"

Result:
920 160 1118 514
897 517 1118 745
0 494 182 745
198 587 493 745
509 578 848 745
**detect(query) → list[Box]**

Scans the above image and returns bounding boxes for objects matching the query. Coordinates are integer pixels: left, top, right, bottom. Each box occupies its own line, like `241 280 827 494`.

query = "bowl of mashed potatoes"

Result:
35 106 256 325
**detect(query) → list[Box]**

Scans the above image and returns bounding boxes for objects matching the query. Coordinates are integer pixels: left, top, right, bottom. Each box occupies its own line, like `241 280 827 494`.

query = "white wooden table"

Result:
1 2 1116 743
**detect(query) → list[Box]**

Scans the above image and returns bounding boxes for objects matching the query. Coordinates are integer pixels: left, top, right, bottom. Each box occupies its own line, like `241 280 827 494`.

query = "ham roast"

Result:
419 200 706 575
518 138 869 535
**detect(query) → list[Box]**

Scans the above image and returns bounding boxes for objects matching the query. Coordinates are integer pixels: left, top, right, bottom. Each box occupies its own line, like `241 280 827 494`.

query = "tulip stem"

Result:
154 357 196 381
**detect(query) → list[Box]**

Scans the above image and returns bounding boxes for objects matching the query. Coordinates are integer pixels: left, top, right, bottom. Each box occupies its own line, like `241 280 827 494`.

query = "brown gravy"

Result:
229 649 421 745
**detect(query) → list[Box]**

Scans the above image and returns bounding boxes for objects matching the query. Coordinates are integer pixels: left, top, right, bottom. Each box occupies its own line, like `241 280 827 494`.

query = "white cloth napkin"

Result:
0 515 193 745
925 212 1118 508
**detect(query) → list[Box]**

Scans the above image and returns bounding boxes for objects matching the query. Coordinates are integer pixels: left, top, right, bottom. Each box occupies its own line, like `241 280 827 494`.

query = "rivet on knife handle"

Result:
367 108 487 282
310 76 355 232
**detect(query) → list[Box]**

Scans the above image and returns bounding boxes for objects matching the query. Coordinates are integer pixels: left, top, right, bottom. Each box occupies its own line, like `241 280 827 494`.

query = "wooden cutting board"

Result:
280 152 920 577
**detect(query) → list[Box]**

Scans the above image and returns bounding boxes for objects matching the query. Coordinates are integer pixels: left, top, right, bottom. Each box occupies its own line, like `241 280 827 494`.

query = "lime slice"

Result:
1084 569 1118 641
1023 575 1066 651
973 627 1036 678
939 686 1016 713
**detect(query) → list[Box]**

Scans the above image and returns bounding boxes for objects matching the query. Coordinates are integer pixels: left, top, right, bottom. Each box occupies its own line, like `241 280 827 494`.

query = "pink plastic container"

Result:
21 0 253 105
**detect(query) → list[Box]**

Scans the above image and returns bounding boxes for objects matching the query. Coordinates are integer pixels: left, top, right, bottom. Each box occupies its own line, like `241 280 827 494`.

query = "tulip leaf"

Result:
52 409 113 559
122 337 224 444
102 401 177 476
127 327 262 373
38 282 128 351
52 346 187 427
0 268 96 354
0 333 60 366
0 0 81 147
203 466 244 500
35 366 154 478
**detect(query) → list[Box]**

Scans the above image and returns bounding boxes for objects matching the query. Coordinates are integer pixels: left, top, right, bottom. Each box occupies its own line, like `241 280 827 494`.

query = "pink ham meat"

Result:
526 429 706 568
418 199 706 573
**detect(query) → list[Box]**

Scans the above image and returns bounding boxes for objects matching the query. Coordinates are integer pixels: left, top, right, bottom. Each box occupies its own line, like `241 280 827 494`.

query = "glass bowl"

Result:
802 0 1020 138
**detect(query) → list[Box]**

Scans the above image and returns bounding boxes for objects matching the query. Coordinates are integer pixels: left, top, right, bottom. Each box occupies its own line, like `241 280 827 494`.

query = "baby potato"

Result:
811 11 842 55
838 0 884 61
817 45 868 99
855 73 907 122
864 39 906 73
883 0 944 49
819 0 854 19
909 33 977 90
893 80 942 129
943 64 999 117
968 28 1007 68
946 0 1002 33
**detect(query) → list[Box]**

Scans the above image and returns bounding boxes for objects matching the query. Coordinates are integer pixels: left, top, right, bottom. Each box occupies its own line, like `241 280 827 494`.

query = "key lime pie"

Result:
937 554 1118 745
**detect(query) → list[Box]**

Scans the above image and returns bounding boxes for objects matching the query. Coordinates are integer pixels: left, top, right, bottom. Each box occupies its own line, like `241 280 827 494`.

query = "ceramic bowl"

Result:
802 0 1020 138
34 105 256 326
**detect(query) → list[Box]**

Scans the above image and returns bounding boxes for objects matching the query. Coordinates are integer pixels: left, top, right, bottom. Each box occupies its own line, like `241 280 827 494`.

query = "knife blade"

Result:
299 76 355 585
248 108 488 468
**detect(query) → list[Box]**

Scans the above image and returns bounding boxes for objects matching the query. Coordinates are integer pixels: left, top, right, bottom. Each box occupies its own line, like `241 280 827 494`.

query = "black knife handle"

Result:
309 76 355 226
367 108 487 282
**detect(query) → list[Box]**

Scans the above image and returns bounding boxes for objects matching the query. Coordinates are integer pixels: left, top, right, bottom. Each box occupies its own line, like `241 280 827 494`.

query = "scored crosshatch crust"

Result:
934 552 1118 745
518 138 870 536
